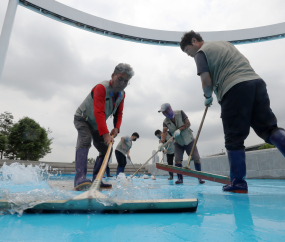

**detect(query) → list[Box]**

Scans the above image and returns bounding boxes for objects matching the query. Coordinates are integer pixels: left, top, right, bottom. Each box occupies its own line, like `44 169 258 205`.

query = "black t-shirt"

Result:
194 51 210 76
163 110 188 128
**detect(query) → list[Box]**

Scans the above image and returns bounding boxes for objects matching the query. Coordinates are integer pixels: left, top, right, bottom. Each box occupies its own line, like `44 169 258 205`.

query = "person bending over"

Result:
115 132 139 176
158 103 205 184
73 63 134 191
180 30 285 193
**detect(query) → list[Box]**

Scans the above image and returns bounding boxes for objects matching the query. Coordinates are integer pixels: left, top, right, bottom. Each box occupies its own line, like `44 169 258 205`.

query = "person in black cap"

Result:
158 103 205 184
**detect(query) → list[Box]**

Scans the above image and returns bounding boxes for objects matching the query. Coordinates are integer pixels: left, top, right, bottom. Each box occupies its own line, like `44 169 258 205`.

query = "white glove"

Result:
158 143 164 151
204 95 213 107
174 129 181 138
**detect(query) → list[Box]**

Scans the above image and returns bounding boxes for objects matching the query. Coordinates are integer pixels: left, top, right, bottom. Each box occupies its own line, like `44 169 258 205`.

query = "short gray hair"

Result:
114 63 134 78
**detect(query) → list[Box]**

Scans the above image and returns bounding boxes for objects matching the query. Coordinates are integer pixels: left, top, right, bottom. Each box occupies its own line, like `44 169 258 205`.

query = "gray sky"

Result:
0 0 285 163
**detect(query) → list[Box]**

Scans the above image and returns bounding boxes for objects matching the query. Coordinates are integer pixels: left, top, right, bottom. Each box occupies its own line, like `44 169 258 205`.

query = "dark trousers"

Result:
221 79 279 150
167 153 174 177
74 115 112 164
174 140 200 162
166 153 174 166
115 150 127 168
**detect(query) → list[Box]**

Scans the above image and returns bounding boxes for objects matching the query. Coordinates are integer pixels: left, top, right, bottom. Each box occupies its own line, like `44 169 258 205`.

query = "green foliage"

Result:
258 143 275 150
0 111 14 159
0 111 14 136
87 158 95 164
0 133 7 159
7 117 53 161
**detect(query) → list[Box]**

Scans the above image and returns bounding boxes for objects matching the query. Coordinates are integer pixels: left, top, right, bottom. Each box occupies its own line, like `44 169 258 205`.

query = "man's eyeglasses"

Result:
118 77 130 85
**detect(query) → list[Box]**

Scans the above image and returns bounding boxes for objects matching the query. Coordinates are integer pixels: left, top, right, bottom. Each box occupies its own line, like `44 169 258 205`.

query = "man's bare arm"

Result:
161 127 168 143
126 150 130 159
121 137 126 149
200 72 213 97
179 118 190 131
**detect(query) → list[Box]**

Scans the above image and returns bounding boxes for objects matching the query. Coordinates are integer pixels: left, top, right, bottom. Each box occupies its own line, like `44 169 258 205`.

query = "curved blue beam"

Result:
20 0 285 46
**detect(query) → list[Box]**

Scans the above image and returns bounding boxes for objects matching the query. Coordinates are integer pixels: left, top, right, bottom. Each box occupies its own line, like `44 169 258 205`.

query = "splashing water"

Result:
0 188 75 216
0 163 176 214
0 162 74 216
142 174 149 179
104 173 159 202
0 162 60 184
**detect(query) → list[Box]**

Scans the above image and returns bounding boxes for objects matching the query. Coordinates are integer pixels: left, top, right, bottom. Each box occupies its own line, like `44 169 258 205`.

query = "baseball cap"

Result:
158 103 171 112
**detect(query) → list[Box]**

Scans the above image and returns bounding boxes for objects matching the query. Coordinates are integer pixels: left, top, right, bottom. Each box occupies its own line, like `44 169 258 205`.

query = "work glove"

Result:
204 95 213 107
174 129 181 138
158 143 164 151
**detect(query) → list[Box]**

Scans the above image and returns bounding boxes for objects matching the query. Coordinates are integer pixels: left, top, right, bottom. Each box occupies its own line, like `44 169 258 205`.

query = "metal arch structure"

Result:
18 0 285 46
1 0 285 79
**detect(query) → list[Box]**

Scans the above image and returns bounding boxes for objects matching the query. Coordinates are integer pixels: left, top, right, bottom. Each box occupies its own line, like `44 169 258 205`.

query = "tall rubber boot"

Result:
194 162 205 184
92 156 112 189
116 167 125 177
269 129 285 157
74 148 92 191
106 166 113 177
223 150 248 193
168 171 173 180
175 163 183 184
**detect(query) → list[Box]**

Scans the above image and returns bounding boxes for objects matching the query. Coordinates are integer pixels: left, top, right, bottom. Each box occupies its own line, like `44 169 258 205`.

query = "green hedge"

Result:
258 143 275 150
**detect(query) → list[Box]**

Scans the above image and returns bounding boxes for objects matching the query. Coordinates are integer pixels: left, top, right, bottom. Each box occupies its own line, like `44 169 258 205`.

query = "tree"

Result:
7 117 53 161
87 158 95 164
0 133 7 159
0 111 14 135
258 143 275 150
0 111 14 159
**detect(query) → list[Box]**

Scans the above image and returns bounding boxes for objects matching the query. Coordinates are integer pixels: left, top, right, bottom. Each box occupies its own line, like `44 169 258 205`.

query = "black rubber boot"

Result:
194 162 205 184
168 172 173 180
175 163 183 184
223 150 248 193
106 166 113 177
92 156 112 189
269 129 285 157
74 148 92 191
116 167 125 177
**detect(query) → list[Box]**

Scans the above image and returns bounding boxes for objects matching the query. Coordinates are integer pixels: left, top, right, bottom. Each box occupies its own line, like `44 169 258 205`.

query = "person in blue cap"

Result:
180 30 285 193
115 132 139 176
158 103 205 184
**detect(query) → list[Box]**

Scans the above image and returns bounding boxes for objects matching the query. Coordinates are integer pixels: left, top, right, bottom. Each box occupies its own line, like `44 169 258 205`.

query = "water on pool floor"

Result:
0 163 285 241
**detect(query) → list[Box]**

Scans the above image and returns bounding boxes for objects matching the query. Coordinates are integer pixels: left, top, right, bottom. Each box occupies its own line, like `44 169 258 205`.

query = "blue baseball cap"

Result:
158 103 171 112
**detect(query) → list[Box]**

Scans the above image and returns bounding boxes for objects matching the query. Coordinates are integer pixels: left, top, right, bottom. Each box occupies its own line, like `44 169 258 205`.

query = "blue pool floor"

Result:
1 175 285 242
